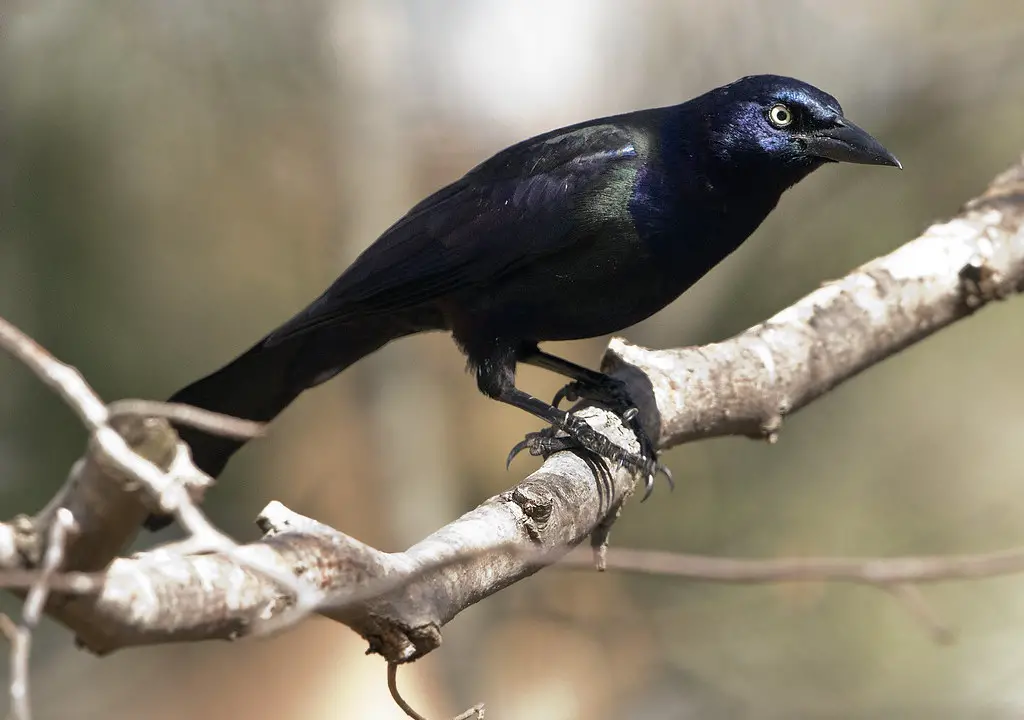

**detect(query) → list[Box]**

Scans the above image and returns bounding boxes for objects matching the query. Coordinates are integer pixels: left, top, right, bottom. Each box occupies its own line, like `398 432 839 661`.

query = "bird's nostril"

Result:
794 138 808 152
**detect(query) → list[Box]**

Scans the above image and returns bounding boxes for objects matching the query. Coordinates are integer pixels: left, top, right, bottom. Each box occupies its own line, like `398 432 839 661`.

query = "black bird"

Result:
148 75 899 530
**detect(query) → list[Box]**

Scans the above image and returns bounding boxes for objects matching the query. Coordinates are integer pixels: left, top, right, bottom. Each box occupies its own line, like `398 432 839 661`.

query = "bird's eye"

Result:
768 104 794 128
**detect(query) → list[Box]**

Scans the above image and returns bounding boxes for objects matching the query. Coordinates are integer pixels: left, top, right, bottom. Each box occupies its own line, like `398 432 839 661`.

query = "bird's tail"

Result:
144 318 407 530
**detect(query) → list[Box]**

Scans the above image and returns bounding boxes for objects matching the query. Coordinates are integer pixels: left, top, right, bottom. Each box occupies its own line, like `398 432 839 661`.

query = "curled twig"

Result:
388 663 428 720
387 663 485 720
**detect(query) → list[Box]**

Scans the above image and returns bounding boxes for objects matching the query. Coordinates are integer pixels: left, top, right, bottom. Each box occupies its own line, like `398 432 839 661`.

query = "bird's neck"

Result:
625 107 818 291
656 107 816 234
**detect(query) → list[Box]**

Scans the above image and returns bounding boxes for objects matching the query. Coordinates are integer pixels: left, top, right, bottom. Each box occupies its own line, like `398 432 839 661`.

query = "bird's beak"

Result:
800 118 901 168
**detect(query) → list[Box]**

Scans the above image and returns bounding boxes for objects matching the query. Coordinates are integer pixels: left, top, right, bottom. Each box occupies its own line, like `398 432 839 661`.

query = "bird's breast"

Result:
628 161 775 301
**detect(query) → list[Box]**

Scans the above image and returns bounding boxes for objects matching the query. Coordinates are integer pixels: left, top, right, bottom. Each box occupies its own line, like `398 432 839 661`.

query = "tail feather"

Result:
168 339 319 480
144 319 407 530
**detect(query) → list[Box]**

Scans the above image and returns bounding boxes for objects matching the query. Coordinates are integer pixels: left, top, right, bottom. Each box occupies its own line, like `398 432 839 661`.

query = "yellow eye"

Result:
768 104 794 128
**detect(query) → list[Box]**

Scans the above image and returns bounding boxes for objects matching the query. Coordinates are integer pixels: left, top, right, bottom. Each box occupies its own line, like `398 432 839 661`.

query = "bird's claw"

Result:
506 420 615 483
507 410 673 499
552 381 583 408
629 411 673 501
640 460 674 501
548 377 673 499
506 436 536 470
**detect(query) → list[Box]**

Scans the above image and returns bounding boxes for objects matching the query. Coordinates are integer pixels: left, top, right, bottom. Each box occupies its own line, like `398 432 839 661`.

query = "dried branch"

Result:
558 545 1013 643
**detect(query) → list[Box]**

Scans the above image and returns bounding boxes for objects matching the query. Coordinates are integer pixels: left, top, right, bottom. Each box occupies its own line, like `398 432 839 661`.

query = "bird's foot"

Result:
507 412 673 499
551 378 673 499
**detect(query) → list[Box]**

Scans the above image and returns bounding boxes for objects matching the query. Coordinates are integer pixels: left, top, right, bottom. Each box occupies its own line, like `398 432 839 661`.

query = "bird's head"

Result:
703 74 900 177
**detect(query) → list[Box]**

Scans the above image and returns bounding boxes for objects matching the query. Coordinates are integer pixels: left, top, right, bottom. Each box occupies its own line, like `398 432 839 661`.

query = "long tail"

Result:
145 318 409 530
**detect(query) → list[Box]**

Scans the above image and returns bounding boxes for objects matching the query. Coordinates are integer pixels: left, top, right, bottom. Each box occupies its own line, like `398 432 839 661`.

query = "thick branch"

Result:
4 409 639 659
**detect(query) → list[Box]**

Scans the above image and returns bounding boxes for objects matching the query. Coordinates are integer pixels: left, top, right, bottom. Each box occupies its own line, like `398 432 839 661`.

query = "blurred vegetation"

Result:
2 1 1024 718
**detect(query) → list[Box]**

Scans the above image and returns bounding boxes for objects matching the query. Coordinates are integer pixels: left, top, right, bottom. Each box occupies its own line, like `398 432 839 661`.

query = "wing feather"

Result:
267 123 640 342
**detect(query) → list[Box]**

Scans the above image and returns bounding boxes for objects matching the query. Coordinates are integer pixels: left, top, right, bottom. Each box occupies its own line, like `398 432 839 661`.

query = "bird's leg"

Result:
520 349 629 407
474 350 650 485
520 347 672 499
498 385 645 483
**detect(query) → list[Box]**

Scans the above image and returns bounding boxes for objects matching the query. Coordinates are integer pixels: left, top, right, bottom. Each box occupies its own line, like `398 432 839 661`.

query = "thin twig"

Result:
388 663 428 720
559 545 1024 584
0 570 104 594
0 317 107 429
0 614 21 720
885 583 956 645
452 704 485 720
107 400 264 440
386 663 484 720
5 509 76 720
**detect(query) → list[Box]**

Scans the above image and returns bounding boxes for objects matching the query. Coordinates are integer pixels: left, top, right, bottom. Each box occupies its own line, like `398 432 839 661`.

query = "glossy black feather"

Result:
267 123 642 340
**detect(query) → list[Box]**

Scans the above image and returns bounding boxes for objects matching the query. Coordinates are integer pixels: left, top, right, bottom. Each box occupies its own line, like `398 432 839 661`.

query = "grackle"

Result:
147 75 899 530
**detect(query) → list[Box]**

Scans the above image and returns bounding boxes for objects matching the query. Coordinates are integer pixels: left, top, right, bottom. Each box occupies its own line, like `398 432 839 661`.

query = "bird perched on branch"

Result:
147 74 899 530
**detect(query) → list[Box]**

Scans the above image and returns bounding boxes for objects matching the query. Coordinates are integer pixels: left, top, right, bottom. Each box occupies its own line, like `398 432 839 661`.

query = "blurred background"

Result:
2 1 1024 717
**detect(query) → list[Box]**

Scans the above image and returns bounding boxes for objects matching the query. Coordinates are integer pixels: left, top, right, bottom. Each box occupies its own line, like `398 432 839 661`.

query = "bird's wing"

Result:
267 121 642 342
